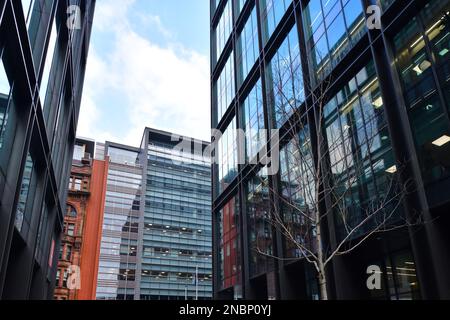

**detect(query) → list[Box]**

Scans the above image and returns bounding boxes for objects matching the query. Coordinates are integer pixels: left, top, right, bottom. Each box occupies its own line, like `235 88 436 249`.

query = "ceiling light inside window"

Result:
414 60 432 75
439 48 449 56
432 135 450 147
372 97 384 108
386 165 397 174
413 65 423 75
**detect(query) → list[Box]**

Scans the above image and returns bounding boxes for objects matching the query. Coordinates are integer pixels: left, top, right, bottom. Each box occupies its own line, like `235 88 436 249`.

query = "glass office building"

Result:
96 128 212 300
96 143 142 300
0 0 95 299
140 128 212 300
211 0 450 299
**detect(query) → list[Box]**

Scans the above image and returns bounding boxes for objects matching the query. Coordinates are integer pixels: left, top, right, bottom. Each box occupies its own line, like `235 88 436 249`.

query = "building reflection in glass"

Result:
218 196 241 298
96 146 142 300
393 1 450 184
246 167 274 277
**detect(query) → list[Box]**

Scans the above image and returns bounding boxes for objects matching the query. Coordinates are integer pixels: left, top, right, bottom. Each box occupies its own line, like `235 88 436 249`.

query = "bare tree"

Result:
251 54 419 300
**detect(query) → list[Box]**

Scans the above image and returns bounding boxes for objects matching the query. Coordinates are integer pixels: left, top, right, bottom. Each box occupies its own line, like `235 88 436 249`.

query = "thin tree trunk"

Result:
318 271 328 300
316 218 329 300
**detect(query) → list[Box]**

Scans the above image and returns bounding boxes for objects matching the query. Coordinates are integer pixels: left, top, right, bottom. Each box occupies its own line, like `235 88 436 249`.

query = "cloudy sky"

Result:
77 0 211 146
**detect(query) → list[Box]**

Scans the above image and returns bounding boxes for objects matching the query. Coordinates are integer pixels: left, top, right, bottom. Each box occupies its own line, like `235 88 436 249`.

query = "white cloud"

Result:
77 0 211 146
136 13 173 39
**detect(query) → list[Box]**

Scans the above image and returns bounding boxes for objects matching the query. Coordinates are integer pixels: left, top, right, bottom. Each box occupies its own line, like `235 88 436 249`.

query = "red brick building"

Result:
54 138 108 300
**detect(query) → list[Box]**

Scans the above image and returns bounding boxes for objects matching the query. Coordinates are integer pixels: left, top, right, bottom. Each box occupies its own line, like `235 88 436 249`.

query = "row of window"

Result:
392 0 450 183
215 0 366 84
59 243 73 261
69 175 89 192
144 143 212 295
215 0 450 202
1 1 87 273
97 161 143 299
303 0 366 81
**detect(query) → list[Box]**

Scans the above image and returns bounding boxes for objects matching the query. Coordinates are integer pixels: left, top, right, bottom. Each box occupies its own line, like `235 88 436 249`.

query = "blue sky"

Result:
77 0 211 146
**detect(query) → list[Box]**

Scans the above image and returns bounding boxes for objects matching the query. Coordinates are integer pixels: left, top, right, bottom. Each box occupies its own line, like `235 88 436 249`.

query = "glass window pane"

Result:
260 0 290 44
215 52 235 124
215 1 233 62
423 2 450 113
15 154 34 232
242 79 265 161
246 168 273 276
0 54 9 95
0 53 11 152
266 25 304 128
21 0 35 27
217 118 238 196
237 8 259 86
40 20 58 111
218 196 241 296
303 0 365 83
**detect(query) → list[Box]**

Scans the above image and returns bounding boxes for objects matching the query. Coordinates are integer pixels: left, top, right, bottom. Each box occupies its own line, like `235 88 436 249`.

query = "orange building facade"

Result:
54 139 108 300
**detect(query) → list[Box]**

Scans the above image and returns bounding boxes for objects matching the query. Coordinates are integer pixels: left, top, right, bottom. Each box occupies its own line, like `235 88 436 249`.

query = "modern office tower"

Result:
54 138 108 300
95 142 143 300
95 128 212 300
140 128 212 300
0 0 95 299
211 0 450 300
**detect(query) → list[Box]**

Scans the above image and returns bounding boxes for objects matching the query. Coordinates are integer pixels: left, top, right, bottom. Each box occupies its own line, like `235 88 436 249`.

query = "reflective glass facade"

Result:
266 24 304 127
392 0 450 184
246 168 273 277
215 0 233 64
215 52 236 124
96 146 142 300
260 0 291 44
218 196 241 297
242 79 265 161
323 61 397 242
15 155 35 233
211 0 450 300
302 0 366 81
0 0 96 299
279 124 316 259
142 137 212 300
217 118 239 195
237 7 259 86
